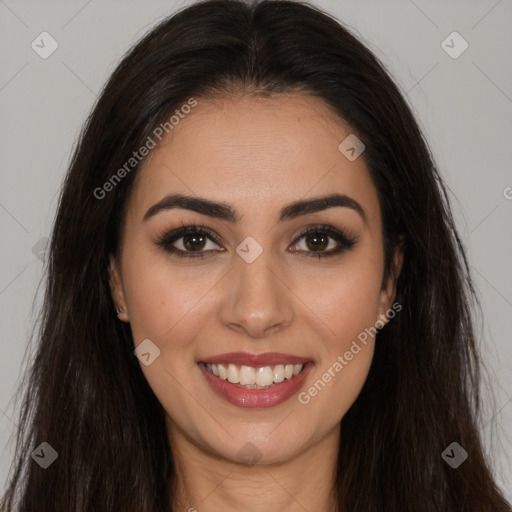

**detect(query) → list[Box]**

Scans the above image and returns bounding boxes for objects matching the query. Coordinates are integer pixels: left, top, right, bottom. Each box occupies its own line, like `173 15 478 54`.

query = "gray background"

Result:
1 0 511 500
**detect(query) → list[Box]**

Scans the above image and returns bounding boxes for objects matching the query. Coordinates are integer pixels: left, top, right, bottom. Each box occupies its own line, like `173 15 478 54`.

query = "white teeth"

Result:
206 362 305 386
218 364 227 380
239 365 256 385
227 364 240 384
273 364 285 383
255 366 274 386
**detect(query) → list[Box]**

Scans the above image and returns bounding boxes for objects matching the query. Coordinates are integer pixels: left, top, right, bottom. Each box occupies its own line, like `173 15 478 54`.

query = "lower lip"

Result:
198 362 314 408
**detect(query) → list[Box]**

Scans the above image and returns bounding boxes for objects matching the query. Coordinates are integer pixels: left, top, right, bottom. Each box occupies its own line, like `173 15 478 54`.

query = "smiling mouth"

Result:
203 362 306 389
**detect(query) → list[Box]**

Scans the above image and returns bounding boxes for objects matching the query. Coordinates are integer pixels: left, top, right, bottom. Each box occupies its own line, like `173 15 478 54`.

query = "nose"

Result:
218 251 293 339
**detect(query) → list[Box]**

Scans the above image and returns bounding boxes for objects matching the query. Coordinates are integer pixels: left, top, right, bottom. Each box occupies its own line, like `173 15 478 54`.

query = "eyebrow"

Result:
143 192 367 225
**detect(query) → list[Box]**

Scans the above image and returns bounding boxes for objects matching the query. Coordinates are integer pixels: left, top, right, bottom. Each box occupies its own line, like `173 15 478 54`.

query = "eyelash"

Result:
155 223 357 260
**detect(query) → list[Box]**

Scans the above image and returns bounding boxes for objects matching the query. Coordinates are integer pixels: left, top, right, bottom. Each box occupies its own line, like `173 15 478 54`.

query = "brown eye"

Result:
302 232 330 252
181 232 208 252
156 225 223 259
291 225 357 259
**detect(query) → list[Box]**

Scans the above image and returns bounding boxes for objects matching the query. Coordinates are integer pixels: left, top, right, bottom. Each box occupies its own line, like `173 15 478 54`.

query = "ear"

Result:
109 254 129 322
377 239 404 325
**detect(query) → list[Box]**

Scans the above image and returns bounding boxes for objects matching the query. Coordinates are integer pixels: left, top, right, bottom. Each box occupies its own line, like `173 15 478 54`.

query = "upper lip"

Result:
199 352 313 367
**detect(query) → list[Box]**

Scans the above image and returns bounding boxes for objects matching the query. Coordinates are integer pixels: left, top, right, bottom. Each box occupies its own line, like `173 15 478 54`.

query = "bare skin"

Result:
109 92 403 511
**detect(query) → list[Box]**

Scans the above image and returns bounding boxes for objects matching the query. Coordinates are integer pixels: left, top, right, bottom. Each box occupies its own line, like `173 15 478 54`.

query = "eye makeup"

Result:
154 222 358 260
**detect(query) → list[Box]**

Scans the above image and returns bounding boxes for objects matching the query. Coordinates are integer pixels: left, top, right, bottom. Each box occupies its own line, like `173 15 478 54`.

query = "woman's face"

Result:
110 92 401 465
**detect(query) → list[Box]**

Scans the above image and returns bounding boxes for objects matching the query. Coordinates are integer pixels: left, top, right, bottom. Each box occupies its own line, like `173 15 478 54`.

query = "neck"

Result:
167 421 340 512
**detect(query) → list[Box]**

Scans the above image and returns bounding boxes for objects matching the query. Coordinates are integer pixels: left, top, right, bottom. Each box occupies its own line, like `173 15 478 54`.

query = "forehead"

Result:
128 92 380 226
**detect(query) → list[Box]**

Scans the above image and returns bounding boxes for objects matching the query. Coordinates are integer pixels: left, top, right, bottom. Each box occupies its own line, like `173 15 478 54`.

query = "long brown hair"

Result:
1 0 510 510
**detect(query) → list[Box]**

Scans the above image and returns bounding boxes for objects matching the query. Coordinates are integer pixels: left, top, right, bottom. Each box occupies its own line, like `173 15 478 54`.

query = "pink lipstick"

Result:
198 352 314 408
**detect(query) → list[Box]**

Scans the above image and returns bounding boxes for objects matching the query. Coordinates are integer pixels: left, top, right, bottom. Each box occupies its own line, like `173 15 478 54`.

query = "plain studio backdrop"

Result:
0 0 511 501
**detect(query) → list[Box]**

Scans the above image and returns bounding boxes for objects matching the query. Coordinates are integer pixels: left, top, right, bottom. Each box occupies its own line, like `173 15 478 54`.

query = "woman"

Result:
1 0 510 510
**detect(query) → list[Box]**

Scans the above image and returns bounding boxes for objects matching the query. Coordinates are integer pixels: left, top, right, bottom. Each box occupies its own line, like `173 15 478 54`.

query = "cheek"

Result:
298 345 374 431
298 253 384 345
291 254 382 418
296 275 378 424
121 260 217 426
121 252 224 374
